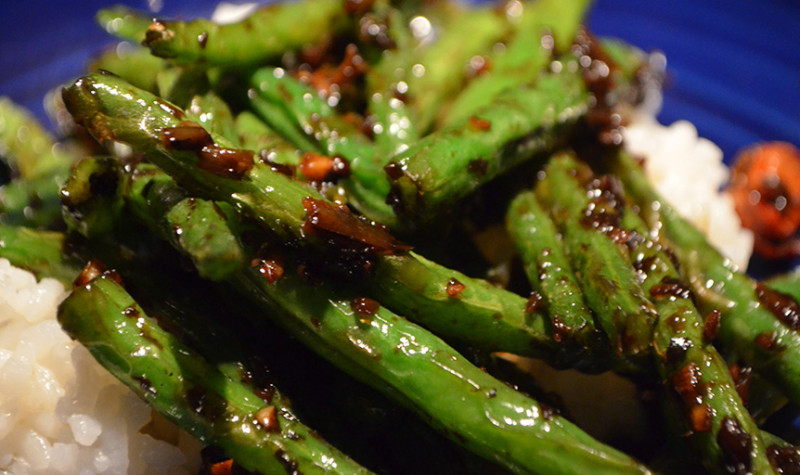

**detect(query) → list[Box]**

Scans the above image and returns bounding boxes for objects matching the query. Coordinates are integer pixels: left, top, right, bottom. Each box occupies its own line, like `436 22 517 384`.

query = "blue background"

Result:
0 0 799 164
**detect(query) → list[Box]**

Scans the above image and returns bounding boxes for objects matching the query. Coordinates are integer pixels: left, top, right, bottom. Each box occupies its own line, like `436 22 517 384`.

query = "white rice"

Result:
623 114 754 271
0 259 201 475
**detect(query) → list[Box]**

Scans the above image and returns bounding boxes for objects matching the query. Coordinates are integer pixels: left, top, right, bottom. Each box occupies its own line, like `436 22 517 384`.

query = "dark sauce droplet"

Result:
351 297 380 318
251 251 284 285
301 196 411 256
161 122 254 180
755 331 778 351
767 444 800 474
703 309 721 344
756 283 800 331
384 161 405 181
717 417 753 474
672 363 711 432
255 405 280 433
525 291 543 314
649 277 692 301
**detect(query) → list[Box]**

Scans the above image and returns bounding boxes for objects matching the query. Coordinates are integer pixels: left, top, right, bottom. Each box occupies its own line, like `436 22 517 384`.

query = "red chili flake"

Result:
299 152 350 183
255 405 280 433
446 278 466 298
301 196 411 255
467 116 492 131
703 309 721 344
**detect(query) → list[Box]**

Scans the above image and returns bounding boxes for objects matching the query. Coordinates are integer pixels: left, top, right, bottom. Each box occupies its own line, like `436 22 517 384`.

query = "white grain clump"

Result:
0 259 202 474
623 114 754 270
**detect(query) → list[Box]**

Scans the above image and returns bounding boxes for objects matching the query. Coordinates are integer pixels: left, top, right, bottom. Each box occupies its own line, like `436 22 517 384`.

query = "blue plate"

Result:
1 0 800 457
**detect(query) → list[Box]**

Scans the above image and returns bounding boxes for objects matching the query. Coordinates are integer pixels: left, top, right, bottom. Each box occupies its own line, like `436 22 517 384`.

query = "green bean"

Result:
142 0 352 67
387 72 589 229
536 153 656 366
95 5 154 42
59 273 373 475
0 97 79 228
609 150 800 406
405 4 510 132
443 0 591 127
618 189 774 474
89 45 165 94
184 91 239 146
0 225 82 287
63 71 567 365
233 111 302 167
120 168 652 474
506 189 612 367
249 67 396 224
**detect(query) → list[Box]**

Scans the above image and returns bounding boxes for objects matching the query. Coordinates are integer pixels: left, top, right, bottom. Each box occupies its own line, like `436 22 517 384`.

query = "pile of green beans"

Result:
2 0 800 473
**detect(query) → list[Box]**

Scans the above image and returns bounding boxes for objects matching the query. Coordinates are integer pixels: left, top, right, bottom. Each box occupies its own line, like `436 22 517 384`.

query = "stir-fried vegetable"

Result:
2 0 800 473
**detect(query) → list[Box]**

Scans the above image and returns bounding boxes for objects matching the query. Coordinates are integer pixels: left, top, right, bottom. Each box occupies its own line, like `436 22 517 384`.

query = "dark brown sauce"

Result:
703 309 721 343
467 158 489 177
526 291 544 314
384 161 405 180
755 331 778 351
446 278 466 298
74 259 108 288
161 122 254 180
672 363 711 432
755 283 800 331
185 386 207 414
301 196 411 255
665 337 692 365
251 252 285 285
255 405 280 433
572 28 624 146
551 315 570 344
197 32 208 49
767 445 800 474
717 417 753 474
729 364 751 408
649 277 692 301
351 296 380 317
